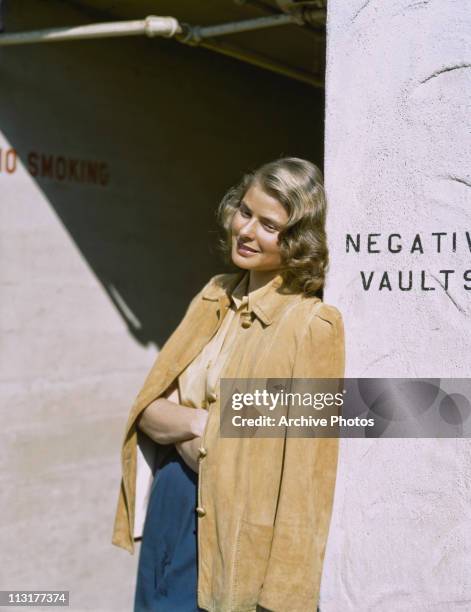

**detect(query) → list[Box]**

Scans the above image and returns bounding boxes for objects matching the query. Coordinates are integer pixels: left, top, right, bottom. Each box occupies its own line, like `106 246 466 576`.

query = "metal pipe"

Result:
0 16 181 46
234 0 325 40
0 12 324 87
184 13 301 43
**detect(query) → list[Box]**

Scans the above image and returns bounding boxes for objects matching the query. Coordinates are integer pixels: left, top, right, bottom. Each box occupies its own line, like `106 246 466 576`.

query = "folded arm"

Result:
137 382 208 446
137 381 206 473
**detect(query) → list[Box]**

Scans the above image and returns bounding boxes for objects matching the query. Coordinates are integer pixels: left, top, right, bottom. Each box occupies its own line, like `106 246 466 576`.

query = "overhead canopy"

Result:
70 0 327 86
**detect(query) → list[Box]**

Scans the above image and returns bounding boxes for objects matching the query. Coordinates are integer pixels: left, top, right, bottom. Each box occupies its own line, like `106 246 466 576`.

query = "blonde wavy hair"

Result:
217 157 328 296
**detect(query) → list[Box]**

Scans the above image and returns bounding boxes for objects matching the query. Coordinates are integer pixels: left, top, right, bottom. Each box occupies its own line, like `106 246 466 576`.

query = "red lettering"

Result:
28 151 39 177
0 148 18 174
99 162 109 186
6 149 17 173
56 156 66 181
25 151 109 186
87 161 97 184
68 158 80 181
79 160 86 182
41 155 54 178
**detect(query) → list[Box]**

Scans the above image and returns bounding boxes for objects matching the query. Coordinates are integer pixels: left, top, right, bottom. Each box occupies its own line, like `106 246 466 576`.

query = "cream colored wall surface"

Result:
323 1 471 610
0 1 325 610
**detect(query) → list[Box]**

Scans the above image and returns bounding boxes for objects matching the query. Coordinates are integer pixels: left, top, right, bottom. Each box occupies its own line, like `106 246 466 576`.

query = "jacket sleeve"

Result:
258 304 345 612
128 276 215 416
112 274 222 553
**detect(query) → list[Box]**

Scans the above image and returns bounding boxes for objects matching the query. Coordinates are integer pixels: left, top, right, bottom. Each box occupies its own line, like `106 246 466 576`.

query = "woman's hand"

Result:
175 436 203 473
189 407 209 438
138 381 209 445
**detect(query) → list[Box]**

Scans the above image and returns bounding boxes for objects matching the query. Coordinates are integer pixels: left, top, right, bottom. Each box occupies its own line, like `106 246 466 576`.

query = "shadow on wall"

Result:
0 5 324 348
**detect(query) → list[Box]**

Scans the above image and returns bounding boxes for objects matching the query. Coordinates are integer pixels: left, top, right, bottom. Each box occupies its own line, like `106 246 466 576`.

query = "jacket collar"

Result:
202 271 300 327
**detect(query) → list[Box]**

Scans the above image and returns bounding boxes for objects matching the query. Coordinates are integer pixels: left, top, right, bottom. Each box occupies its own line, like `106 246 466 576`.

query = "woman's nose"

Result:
239 218 256 238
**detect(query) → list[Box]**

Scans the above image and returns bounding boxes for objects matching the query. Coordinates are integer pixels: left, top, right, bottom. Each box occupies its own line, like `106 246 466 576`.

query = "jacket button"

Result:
198 446 208 458
240 311 252 328
196 506 206 517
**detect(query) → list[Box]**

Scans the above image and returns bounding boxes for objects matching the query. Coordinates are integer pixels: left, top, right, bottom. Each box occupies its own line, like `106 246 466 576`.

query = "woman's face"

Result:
231 182 289 273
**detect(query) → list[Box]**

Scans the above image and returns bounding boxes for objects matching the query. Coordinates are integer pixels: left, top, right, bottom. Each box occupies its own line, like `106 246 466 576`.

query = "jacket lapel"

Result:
127 275 240 428
167 292 231 377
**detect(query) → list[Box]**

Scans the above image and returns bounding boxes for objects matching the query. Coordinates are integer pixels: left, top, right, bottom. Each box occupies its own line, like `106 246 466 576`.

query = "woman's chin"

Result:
231 251 258 270
231 257 252 270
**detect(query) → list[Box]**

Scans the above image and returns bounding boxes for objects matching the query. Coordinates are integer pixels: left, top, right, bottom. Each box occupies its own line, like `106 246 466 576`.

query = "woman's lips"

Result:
236 239 259 256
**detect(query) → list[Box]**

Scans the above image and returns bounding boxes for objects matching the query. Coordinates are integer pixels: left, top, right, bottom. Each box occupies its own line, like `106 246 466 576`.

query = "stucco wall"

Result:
0 1 324 610
323 1 471 610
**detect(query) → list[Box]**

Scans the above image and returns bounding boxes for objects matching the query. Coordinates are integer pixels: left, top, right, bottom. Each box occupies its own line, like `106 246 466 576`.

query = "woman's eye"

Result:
263 223 277 232
240 207 251 218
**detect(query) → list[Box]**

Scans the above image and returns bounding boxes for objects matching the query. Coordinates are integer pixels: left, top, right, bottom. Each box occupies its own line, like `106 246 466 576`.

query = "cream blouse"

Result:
178 272 251 410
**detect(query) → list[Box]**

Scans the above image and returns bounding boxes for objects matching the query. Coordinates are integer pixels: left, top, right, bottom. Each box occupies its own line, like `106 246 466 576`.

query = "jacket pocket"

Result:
233 520 274 609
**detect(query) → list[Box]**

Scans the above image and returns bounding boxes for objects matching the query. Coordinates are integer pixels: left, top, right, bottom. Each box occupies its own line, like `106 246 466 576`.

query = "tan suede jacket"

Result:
112 272 345 612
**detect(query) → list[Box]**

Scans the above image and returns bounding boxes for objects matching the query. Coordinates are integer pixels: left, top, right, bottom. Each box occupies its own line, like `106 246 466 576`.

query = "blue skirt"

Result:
134 447 204 612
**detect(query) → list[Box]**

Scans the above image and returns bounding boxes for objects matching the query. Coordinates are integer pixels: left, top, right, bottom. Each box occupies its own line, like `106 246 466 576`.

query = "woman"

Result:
112 157 345 612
